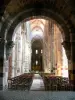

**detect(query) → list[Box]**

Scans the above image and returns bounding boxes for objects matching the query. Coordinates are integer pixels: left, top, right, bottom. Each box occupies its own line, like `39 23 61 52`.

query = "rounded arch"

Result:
0 0 75 91
31 35 43 45
6 9 69 41
0 8 72 43
31 25 44 33
30 19 45 26
31 39 43 56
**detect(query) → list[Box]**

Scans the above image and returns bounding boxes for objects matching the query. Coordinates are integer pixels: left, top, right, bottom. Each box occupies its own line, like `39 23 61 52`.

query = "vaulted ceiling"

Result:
30 19 45 33
30 19 46 41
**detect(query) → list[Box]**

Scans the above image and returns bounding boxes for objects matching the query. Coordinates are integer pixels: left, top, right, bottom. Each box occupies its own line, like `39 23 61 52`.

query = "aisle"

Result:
30 74 45 91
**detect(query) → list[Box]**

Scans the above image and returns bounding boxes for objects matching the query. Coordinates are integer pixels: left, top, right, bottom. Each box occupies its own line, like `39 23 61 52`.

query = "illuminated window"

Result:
41 49 43 53
36 50 38 54
36 60 38 65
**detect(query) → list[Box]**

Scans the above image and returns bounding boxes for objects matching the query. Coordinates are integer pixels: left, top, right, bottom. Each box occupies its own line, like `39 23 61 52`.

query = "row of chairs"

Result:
42 75 74 91
8 73 34 90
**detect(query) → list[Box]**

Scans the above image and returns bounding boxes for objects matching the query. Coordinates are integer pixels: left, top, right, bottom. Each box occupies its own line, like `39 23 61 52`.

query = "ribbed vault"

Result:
30 19 45 41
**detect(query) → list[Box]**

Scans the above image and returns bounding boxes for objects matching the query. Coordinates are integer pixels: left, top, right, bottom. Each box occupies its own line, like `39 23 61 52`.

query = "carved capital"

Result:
62 41 71 50
6 41 14 59
6 41 14 49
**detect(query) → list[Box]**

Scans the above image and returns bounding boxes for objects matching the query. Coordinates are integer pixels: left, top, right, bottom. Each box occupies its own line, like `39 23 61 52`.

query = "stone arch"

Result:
31 37 43 46
0 0 75 90
0 0 75 43
31 39 43 71
0 7 73 67
0 8 72 42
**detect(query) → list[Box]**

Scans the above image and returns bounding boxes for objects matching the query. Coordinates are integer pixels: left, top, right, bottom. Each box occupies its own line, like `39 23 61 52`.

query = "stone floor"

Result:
30 74 45 91
0 90 75 100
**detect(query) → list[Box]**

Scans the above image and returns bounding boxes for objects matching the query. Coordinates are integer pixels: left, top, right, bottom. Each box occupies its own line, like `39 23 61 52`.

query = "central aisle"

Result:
30 74 45 91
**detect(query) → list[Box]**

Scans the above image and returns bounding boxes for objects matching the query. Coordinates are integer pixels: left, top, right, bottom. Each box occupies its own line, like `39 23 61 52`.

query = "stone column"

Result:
62 41 71 75
69 33 75 90
49 21 55 73
0 38 4 90
3 40 14 90
62 38 75 90
6 41 14 60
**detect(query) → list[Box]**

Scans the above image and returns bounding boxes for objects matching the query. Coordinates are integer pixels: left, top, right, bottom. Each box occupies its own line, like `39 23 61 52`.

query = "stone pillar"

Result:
0 38 4 90
3 40 14 90
69 33 75 90
70 43 75 90
66 50 72 82
0 57 4 90
6 41 14 60
62 37 75 90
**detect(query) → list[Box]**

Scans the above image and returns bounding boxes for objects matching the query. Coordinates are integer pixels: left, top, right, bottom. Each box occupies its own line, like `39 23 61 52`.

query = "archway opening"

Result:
7 18 68 78
31 39 43 72
2 15 70 91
